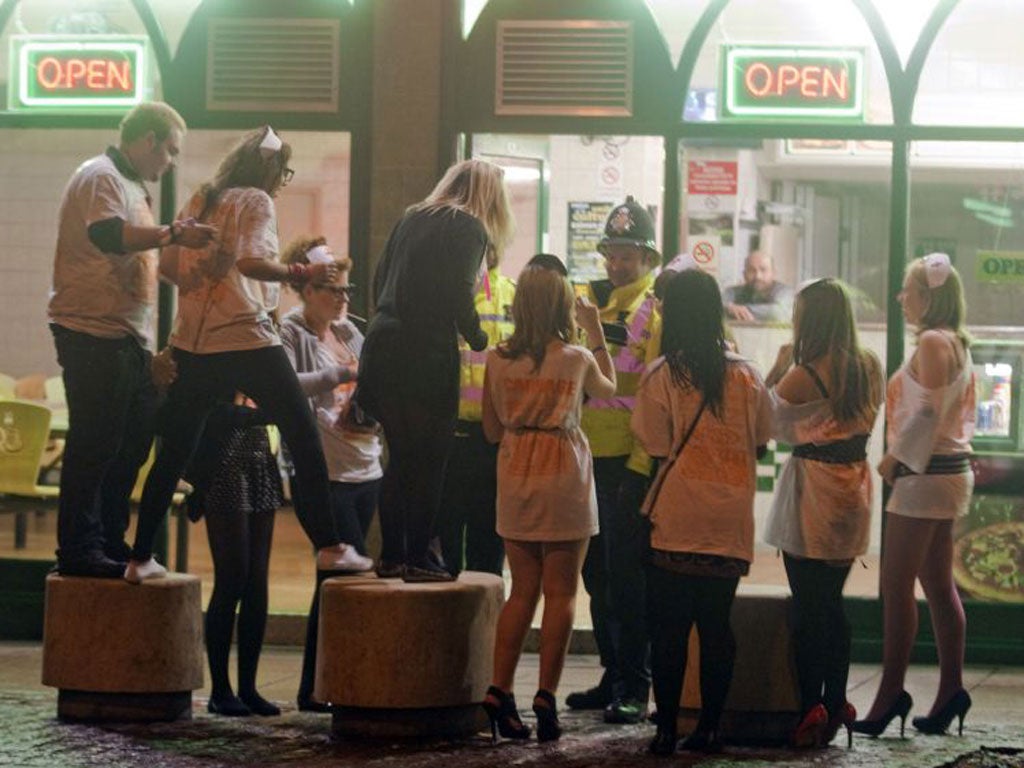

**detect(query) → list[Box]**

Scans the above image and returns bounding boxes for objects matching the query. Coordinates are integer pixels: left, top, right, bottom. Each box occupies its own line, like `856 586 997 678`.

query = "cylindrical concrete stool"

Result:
315 571 503 739
42 573 204 722
679 595 800 744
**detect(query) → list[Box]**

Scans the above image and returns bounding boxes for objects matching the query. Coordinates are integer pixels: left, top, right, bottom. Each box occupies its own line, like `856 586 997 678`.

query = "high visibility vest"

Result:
457 269 516 422
581 274 660 473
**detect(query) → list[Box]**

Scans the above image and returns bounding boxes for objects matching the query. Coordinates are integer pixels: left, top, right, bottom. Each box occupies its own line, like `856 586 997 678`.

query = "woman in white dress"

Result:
855 253 975 738
480 256 615 742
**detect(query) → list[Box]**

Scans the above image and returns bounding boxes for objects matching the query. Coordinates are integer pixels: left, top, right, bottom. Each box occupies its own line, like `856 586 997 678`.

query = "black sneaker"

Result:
375 560 404 579
604 696 647 724
57 551 126 578
565 685 613 711
402 560 456 583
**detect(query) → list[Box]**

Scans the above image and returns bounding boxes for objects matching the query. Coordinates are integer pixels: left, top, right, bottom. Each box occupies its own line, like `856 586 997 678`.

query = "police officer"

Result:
567 196 660 724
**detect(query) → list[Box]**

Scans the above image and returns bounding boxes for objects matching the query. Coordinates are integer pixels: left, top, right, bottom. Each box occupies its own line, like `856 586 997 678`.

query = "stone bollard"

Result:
678 594 800 743
42 573 204 722
315 571 503 739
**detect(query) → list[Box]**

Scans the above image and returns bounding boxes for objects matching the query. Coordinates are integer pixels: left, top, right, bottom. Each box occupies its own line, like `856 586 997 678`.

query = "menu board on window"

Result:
567 201 614 284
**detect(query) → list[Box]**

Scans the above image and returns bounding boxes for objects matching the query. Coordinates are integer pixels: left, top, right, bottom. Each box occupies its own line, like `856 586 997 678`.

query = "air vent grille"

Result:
207 18 340 113
496 20 633 117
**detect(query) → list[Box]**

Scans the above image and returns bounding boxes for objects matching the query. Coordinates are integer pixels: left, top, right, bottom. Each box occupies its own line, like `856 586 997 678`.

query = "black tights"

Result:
646 564 738 734
205 509 275 700
783 553 853 717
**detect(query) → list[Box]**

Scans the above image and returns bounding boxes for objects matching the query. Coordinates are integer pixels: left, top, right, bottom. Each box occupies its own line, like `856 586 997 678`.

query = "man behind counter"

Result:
723 250 794 323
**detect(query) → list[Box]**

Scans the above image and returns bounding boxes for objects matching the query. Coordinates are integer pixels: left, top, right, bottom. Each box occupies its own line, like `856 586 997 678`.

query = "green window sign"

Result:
720 46 864 120
977 251 1024 284
9 36 146 111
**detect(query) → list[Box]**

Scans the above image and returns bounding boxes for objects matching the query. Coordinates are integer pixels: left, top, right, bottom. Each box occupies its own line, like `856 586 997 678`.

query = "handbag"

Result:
640 397 707 517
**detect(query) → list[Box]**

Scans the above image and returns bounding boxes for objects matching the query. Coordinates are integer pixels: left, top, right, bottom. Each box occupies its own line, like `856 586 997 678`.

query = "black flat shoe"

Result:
239 691 280 717
852 690 913 737
648 728 677 756
297 697 331 713
679 729 722 753
402 561 456 583
207 695 251 717
912 689 971 736
57 551 126 578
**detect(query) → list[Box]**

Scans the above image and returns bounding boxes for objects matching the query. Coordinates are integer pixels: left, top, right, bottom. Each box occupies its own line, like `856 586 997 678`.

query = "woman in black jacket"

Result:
358 159 514 581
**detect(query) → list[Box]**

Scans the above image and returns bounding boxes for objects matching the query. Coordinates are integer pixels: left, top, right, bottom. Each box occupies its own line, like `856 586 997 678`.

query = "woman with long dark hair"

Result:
480 257 615 743
631 270 771 756
357 159 514 581
764 278 884 747
855 254 975 738
126 126 355 582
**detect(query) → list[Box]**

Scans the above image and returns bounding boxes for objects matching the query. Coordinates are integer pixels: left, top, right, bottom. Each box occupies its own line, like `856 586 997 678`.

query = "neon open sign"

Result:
720 46 864 120
9 36 146 111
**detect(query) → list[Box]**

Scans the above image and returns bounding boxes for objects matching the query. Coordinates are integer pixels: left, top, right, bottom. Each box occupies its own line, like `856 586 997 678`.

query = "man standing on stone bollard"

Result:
49 102 216 577
566 196 660 724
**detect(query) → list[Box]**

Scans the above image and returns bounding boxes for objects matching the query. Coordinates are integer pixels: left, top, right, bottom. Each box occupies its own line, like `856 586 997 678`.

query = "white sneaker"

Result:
317 545 373 573
124 557 168 584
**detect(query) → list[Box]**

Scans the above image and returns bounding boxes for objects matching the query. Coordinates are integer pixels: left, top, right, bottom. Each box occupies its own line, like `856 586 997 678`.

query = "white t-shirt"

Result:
48 151 158 347
163 187 280 353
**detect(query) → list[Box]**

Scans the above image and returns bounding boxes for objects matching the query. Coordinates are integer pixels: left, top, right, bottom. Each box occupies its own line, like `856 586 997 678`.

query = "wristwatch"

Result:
158 222 184 247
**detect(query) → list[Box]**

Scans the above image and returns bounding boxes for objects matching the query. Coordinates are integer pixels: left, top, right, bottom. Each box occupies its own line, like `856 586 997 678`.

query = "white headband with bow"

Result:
259 127 282 155
923 252 951 289
305 245 332 265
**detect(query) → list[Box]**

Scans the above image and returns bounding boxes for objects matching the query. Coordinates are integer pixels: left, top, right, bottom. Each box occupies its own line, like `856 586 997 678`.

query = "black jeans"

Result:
132 346 339 561
580 457 652 702
783 553 853 716
646 564 739 734
438 423 503 576
372 397 455 567
51 325 158 562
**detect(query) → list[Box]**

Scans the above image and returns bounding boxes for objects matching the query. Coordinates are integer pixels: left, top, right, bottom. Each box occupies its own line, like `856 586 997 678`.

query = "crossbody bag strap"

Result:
640 397 707 516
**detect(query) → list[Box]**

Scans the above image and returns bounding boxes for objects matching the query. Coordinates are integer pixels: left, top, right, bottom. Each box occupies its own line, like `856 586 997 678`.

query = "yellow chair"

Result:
0 373 15 399
0 400 59 549
44 375 66 405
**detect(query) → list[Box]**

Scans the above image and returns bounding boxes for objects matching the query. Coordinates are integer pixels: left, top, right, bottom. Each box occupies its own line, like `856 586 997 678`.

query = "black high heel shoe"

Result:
481 686 531 742
533 689 562 742
207 694 251 717
852 691 913 737
912 689 971 736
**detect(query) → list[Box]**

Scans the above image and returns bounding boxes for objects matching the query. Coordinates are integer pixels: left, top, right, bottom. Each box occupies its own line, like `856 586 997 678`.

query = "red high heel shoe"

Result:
791 703 829 748
822 702 857 747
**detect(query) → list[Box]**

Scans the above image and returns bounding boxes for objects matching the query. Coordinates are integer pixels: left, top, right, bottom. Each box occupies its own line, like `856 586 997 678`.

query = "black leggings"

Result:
646 564 739 734
205 507 275 699
132 346 339 560
783 553 853 717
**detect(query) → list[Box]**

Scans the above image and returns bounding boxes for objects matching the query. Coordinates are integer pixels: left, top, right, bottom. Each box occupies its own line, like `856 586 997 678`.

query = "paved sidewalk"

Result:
0 643 1021 768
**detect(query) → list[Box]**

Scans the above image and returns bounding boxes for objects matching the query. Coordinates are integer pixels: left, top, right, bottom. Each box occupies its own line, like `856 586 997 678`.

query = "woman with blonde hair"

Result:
357 159 515 581
481 255 615 742
855 253 975 738
128 126 357 582
763 278 884 747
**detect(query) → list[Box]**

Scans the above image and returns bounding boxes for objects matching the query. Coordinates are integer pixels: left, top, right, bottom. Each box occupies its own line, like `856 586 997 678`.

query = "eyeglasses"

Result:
282 167 295 184
314 284 353 299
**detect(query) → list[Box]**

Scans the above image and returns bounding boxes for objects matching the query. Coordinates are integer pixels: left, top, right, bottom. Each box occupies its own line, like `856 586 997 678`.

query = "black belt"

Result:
894 452 972 479
791 434 869 464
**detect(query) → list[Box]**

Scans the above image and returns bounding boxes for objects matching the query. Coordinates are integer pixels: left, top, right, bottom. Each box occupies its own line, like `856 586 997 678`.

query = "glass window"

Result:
914 0 1024 126
643 0 707 68
471 133 666 284
681 138 892 597
910 140 1024 605
145 0 204 58
1 0 162 106
684 0 893 125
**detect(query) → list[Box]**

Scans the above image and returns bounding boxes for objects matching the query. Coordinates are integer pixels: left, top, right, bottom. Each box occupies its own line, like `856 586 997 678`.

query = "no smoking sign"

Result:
693 240 715 264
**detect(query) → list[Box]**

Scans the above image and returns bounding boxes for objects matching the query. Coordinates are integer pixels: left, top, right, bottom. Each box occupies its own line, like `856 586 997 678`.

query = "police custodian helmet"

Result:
597 195 661 265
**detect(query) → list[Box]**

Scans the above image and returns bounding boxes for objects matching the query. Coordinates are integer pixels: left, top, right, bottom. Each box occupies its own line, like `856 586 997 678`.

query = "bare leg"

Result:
864 514 934 721
537 539 589 694
490 539 542 692
917 520 966 716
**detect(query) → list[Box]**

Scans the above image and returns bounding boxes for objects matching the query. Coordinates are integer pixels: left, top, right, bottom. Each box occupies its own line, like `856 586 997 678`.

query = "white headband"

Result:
305 245 332 265
259 127 282 155
922 252 951 289
663 252 698 273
